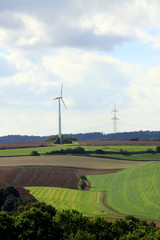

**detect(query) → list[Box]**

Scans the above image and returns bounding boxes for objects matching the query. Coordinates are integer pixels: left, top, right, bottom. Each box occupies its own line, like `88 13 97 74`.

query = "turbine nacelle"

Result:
53 84 67 109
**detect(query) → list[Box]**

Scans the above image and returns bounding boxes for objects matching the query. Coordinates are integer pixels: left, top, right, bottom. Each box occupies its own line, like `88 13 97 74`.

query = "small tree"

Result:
78 175 87 190
78 179 86 190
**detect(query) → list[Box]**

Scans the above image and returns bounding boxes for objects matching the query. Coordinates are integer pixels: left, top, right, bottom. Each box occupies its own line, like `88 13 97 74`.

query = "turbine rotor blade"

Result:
61 97 67 109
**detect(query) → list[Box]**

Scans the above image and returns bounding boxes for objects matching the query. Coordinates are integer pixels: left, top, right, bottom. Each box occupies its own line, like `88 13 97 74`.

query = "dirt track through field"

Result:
101 192 127 216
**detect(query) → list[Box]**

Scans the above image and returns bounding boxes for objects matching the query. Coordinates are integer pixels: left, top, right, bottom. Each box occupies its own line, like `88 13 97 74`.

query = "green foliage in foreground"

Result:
0 186 35 216
88 161 160 220
0 202 160 240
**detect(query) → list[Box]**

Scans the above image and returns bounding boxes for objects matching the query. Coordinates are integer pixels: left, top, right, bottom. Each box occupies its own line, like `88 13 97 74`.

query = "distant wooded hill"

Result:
0 131 160 143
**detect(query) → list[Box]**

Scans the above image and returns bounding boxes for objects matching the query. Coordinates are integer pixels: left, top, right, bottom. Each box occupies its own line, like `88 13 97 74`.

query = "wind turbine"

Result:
54 84 66 143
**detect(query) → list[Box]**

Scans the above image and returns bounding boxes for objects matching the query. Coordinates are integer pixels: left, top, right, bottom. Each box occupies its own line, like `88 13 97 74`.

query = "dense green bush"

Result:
31 150 40 156
119 149 130 155
46 147 86 155
0 186 35 215
17 201 56 217
156 146 160 153
146 148 156 153
0 212 16 239
95 149 104 154
15 207 56 240
0 202 159 239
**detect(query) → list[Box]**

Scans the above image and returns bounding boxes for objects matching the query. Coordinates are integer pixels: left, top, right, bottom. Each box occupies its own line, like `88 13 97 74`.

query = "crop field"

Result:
0 146 66 156
0 155 150 169
0 141 160 221
26 161 160 220
82 145 158 152
91 153 160 161
0 143 160 162
26 186 121 217
77 140 160 146
0 141 52 149
87 161 160 220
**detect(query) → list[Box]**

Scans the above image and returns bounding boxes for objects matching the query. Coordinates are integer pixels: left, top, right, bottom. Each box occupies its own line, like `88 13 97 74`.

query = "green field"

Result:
26 161 160 221
83 145 158 152
0 144 160 162
88 161 160 220
26 187 121 218
91 153 160 161
1 143 160 220
0 145 77 156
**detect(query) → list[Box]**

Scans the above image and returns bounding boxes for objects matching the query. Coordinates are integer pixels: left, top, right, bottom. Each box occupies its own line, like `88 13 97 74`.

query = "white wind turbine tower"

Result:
54 84 67 143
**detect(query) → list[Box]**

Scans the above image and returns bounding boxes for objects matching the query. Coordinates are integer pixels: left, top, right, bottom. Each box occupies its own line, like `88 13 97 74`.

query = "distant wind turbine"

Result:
54 84 67 143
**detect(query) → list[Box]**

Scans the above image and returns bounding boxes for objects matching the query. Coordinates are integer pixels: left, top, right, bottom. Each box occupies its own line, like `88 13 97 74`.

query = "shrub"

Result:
146 149 155 153
73 147 85 154
125 215 140 223
31 151 40 156
95 149 104 154
119 149 130 155
156 146 160 153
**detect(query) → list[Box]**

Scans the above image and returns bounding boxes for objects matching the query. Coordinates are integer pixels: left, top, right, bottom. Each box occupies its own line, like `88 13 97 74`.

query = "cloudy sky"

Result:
0 0 160 136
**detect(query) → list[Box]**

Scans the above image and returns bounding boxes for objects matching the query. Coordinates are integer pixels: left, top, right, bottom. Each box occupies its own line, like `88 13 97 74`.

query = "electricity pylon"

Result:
112 104 119 134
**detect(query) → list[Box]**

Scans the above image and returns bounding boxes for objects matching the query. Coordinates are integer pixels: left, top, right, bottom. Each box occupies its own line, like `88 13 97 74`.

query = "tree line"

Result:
0 201 160 239
41 146 160 156
2 130 160 143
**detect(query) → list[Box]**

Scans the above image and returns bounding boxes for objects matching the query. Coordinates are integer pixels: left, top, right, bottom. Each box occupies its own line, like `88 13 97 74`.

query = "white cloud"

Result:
0 0 160 135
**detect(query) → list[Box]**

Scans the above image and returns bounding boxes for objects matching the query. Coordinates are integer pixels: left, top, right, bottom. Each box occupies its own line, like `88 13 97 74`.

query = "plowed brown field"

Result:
0 166 118 189
77 140 160 145
0 141 52 149
0 140 159 149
